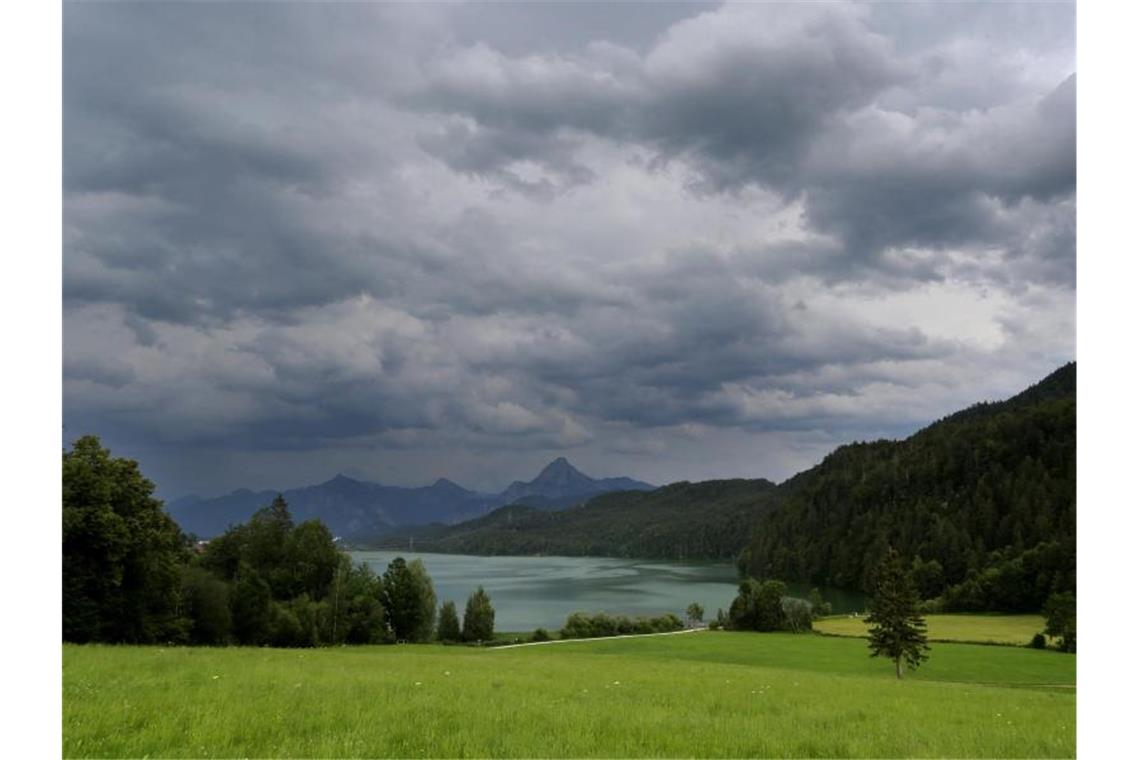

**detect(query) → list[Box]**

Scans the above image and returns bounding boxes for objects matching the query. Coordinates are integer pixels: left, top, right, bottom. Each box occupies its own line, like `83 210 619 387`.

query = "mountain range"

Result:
168 457 654 539
376 362 1075 613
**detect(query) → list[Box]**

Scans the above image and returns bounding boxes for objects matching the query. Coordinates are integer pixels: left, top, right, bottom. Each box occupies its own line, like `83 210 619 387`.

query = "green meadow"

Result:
64 631 1075 758
814 613 1049 646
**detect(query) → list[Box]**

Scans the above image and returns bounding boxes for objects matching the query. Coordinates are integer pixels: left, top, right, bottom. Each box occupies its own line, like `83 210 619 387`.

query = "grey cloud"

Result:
62 2 1075 496
408 2 1074 285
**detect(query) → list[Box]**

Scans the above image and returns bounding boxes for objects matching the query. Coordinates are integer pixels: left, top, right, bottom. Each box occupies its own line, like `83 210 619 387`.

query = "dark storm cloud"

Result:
62 1 1075 496
411 2 1075 284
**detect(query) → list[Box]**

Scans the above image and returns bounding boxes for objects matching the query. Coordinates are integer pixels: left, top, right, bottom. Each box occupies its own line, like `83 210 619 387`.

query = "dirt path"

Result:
489 626 708 650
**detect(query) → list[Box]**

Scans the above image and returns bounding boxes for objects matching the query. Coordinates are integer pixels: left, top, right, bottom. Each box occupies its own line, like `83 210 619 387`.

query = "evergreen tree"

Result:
437 600 461 642
866 548 930 678
462 587 495 642
244 496 295 597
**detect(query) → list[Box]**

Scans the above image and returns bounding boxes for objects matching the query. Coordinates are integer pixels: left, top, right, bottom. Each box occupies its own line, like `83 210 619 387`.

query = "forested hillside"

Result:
740 363 1076 611
379 479 780 560
382 363 1076 615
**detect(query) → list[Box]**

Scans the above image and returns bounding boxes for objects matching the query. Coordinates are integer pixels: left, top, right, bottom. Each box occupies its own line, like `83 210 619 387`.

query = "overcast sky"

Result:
62 1 1075 498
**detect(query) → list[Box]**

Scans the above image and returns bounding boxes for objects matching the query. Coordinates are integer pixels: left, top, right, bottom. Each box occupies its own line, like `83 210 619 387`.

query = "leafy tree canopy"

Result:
63 435 186 644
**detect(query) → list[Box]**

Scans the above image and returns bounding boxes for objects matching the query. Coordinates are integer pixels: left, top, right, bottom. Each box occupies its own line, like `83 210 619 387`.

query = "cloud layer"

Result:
63 2 1075 496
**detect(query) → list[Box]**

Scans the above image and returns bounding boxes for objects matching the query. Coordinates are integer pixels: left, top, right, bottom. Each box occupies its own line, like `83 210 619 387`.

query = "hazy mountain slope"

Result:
377 478 780 560
168 459 653 539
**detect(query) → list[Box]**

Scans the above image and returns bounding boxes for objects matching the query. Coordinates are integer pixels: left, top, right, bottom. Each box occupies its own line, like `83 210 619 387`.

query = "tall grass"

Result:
814 613 1048 646
64 631 1074 758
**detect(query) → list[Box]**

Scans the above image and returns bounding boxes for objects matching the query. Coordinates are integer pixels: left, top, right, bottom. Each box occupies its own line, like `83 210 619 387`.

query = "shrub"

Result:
807 589 832 619
268 601 306 647
917 597 946 615
559 611 683 639
532 627 551 642
1030 632 1047 649
729 579 787 631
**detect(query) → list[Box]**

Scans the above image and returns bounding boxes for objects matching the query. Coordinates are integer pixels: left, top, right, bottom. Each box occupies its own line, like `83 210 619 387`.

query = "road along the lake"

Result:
489 627 708 650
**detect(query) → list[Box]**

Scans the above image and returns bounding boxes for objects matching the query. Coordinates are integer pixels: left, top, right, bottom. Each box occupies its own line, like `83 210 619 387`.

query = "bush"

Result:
532 627 551 642
808 589 832 619
729 579 787 631
559 611 684 639
917 597 945 614
268 601 306 647
1030 632 1047 649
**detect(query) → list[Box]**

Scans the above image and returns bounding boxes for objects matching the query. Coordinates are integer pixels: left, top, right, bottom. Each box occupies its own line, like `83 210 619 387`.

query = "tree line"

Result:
380 479 782 561
63 436 494 647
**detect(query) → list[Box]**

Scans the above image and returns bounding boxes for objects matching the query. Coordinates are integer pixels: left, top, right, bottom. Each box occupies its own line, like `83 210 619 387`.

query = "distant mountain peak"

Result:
431 477 466 491
495 456 652 509
538 456 583 478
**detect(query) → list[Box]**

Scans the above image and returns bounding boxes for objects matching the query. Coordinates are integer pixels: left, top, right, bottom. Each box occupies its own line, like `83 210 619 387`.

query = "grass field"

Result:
63 631 1075 758
814 613 1048 646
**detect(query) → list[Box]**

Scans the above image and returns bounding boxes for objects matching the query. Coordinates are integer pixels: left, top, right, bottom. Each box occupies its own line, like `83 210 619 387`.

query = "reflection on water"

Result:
351 551 865 631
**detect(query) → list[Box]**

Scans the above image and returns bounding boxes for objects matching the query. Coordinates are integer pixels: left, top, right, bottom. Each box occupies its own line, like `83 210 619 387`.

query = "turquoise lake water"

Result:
351 551 865 631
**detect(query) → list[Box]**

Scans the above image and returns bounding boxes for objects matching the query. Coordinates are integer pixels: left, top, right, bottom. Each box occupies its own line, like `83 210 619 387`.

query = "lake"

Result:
351 551 866 631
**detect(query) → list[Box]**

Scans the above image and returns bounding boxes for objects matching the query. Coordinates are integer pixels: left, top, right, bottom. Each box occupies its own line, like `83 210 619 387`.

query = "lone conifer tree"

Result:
866 547 929 678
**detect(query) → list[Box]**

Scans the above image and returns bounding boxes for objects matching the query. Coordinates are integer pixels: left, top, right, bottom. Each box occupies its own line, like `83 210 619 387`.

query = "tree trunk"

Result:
895 658 903 679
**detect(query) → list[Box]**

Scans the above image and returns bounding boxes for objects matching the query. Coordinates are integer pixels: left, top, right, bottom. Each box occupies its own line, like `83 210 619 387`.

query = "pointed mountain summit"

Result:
431 477 467 493
499 457 654 509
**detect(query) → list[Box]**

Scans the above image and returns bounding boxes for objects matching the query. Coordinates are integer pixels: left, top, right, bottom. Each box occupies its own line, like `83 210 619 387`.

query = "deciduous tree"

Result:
462 586 495 642
1043 591 1076 652
685 602 704 627
63 435 186 643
